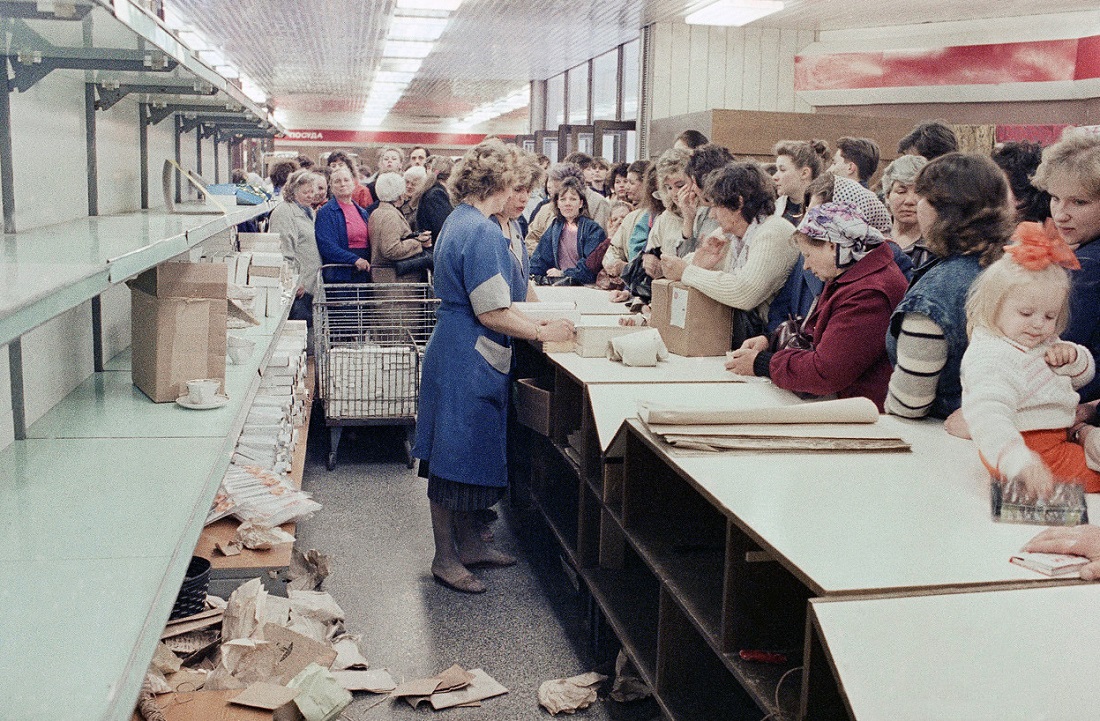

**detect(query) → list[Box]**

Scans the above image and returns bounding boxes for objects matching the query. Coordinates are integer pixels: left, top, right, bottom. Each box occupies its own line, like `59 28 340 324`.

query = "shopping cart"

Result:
313 266 439 470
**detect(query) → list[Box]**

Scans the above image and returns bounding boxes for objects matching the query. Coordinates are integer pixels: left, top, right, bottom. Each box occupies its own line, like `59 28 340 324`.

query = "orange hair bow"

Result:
1005 219 1080 271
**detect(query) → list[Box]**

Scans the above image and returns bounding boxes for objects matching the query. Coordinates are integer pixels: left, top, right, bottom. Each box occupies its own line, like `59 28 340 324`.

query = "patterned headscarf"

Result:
832 176 892 234
798 201 886 268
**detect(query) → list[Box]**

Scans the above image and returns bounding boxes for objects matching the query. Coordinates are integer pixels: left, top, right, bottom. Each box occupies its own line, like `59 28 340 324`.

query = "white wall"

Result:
0 347 12 452
649 22 815 121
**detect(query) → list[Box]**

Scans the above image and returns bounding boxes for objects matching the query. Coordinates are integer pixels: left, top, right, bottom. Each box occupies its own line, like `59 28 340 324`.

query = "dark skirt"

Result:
420 460 504 511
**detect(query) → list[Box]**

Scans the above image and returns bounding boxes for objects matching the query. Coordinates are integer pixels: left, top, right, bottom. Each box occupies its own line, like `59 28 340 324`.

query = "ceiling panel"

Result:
165 0 1100 133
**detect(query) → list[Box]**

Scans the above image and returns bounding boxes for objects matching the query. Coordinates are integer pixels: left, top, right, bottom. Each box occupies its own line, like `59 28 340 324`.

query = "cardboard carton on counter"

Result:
649 279 732 357
130 261 228 403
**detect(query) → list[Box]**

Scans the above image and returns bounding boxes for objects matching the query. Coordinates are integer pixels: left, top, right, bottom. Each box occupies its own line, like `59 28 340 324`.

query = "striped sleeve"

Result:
884 313 948 418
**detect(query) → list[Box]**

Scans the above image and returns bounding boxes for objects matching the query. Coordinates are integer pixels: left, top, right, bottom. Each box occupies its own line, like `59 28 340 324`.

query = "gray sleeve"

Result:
470 273 512 315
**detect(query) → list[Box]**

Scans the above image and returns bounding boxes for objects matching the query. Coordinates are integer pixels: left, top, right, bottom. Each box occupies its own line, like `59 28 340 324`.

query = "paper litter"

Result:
288 548 332 592
236 520 296 549
286 663 353 721
330 635 370 670
390 664 507 711
609 650 650 703
538 671 607 715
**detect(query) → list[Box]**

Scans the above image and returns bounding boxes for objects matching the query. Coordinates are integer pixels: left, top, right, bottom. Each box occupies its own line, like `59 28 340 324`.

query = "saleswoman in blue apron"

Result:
413 139 575 594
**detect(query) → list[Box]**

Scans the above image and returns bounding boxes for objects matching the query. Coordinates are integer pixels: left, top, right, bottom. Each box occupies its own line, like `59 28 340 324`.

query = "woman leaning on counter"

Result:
413 139 574 595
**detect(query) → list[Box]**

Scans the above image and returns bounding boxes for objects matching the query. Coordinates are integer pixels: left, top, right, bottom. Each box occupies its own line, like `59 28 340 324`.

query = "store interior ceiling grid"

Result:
168 0 1100 131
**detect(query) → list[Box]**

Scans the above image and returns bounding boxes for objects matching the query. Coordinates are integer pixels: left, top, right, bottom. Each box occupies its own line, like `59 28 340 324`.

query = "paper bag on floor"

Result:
288 549 331 592
610 650 650 702
538 671 607 714
223 578 267 642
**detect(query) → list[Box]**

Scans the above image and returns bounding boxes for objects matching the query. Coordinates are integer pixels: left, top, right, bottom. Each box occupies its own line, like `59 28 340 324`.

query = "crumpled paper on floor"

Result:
538 671 607 715
610 650 650 703
236 520 295 550
330 634 370 670
286 663 352 721
223 578 267 642
151 642 182 675
288 549 331 592
166 668 208 693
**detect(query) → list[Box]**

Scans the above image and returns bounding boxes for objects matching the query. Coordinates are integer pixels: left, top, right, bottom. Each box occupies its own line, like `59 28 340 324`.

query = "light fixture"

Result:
382 39 435 59
387 16 449 41
454 86 529 130
375 71 417 84
684 0 784 26
272 108 288 126
198 49 227 67
396 0 462 11
380 58 423 74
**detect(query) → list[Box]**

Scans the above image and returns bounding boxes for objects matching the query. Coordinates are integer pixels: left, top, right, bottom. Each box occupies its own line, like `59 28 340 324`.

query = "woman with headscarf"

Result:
726 201 908 410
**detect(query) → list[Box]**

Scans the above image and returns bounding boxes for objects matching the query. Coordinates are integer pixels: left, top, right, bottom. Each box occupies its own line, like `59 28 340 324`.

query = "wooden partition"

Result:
649 108 923 183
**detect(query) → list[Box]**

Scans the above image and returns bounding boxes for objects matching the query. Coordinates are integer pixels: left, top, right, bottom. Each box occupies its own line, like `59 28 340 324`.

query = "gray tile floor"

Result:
298 422 660 720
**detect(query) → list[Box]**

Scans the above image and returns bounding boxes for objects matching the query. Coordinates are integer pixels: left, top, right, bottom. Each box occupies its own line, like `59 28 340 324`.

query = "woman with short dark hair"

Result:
885 153 1013 419
661 162 798 332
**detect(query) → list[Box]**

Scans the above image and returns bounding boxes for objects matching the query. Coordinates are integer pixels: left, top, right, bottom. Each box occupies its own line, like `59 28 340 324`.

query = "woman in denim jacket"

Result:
884 154 1014 419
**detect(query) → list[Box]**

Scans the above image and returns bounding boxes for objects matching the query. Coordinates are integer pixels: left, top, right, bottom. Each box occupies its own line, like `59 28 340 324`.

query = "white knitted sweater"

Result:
961 326 1095 478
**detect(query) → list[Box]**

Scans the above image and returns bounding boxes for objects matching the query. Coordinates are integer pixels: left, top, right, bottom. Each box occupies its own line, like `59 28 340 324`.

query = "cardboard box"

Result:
130 262 228 403
515 377 553 436
574 324 646 358
649 279 732 357
238 232 283 252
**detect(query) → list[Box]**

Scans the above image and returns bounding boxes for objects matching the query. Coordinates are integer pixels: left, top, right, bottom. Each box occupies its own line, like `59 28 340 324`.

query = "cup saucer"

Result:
176 394 230 410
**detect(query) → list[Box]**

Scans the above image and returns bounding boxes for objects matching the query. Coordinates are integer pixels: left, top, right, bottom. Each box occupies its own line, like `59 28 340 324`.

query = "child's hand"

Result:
1045 341 1078 368
1016 460 1055 501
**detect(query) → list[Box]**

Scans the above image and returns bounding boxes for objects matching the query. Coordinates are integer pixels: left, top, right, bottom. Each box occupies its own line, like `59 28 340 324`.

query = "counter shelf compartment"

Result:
656 588 775 721
621 430 727 640
581 542 661 684
528 434 583 566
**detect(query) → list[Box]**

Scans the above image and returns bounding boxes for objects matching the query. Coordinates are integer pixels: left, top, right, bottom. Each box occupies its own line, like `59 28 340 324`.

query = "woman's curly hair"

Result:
448 138 517 204
914 152 1012 267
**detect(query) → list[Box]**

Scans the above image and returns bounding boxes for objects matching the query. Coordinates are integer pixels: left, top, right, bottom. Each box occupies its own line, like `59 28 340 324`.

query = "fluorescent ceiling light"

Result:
381 58 423 73
382 40 435 58
198 49 226 67
375 71 417 84
396 0 462 10
455 86 529 129
387 16 449 41
685 0 784 26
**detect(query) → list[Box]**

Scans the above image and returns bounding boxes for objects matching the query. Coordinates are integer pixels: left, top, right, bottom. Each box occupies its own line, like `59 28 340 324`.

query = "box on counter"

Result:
574 324 647 358
649 279 732 357
129 262 228 402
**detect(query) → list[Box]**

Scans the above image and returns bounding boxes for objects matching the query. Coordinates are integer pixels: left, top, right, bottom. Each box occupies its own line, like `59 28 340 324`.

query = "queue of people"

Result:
256 124 1100 591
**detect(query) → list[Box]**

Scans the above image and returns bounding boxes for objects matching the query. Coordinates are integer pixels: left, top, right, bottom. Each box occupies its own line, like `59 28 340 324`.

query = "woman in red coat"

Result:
726 201 907 410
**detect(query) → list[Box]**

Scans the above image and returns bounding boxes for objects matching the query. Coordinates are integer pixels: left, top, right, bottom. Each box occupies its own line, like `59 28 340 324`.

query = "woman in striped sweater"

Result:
884 154 1014 419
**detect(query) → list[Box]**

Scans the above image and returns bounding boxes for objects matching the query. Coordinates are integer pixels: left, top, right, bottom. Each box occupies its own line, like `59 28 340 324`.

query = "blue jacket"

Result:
315 196 372 283
529 216 606 284
1066 239 1100 401
885 253 983 418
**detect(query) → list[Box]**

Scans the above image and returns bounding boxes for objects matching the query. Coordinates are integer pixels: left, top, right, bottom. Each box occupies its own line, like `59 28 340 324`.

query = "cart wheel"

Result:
327 451 337 471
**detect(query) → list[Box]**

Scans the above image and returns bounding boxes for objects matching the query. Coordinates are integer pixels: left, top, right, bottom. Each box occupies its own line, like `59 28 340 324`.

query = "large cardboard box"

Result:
649 279 732 357
130 262 228 402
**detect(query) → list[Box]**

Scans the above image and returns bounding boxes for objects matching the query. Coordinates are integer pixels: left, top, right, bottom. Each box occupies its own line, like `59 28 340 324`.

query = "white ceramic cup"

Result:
186 378 221 405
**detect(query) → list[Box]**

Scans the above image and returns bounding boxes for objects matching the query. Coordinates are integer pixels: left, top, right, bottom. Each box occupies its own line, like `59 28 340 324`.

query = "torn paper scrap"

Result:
330 669 397 693
151 642 182 675
262 623 338 684
538 672 607 715
430 668 508 711
432 663 475 693
286 663 353 721
166 668 208 693
330 635 370 671
610 650 650 703
231 682 301 711
236 520 295 550
223 578 267 642
288 548 331 592
287 590 345 625
390 677 442 699
217 541 242 556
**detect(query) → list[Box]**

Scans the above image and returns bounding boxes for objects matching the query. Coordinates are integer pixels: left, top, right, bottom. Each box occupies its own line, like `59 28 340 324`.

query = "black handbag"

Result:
393 247 434 276
619 251 655 302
